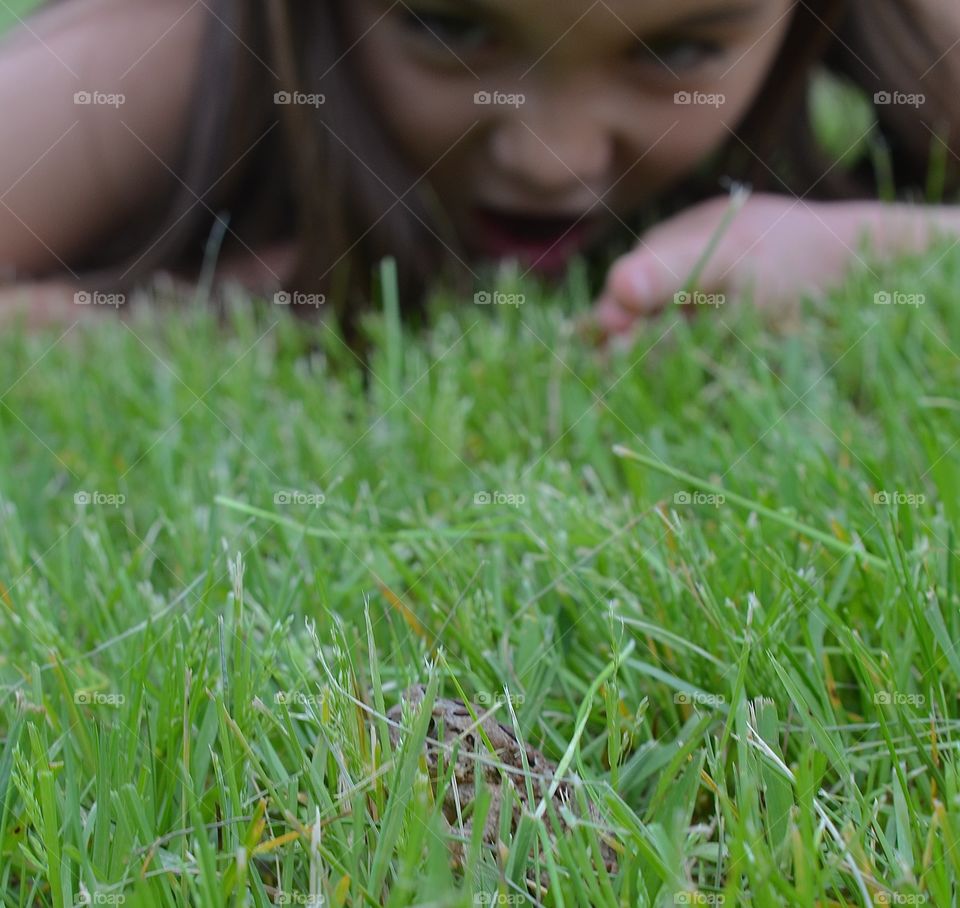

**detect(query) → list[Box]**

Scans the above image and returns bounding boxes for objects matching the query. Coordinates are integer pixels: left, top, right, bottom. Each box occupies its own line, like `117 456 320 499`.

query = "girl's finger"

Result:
0 281 93 330
603 240 706 314
592 293 637 338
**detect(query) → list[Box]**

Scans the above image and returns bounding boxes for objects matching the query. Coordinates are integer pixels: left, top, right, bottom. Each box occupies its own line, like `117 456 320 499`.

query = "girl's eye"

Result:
637 39 724 71
400 10 494 51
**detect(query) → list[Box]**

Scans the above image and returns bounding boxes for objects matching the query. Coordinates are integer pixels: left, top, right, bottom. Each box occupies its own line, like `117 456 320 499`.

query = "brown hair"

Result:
94 0 960 324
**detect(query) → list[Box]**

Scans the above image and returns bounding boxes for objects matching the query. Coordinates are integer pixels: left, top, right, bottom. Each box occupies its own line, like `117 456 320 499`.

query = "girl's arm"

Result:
0 0 206 279
592 195 960 337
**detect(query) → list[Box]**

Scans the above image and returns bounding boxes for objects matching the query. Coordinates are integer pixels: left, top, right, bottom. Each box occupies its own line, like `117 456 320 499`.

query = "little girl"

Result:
1 0 958 335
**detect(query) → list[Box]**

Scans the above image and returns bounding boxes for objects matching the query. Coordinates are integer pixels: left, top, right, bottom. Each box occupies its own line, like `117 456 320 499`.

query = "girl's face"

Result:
343 0 795 275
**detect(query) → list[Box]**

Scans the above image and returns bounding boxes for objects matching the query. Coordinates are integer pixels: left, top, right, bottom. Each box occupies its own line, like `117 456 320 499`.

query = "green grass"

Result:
0 0 40 33
2 240 960 907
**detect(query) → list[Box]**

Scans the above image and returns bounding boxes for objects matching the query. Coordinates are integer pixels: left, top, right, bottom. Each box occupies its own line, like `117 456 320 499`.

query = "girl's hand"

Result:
593 193 898 338
0 281 96 330
0 240 298 329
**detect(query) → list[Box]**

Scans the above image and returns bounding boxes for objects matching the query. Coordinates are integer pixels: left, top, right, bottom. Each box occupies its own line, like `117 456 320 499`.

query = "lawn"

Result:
0 0 40 32
1 242 959 907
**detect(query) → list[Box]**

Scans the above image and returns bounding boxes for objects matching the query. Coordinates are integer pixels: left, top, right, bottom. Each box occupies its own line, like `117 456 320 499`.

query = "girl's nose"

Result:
487 101 613 196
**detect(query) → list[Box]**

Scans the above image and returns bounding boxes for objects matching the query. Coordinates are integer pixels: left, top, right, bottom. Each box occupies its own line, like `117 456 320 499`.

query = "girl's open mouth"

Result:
470 205 600 275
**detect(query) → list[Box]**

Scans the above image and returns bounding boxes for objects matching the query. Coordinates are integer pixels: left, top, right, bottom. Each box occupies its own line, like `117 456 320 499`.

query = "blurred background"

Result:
1 1 38 30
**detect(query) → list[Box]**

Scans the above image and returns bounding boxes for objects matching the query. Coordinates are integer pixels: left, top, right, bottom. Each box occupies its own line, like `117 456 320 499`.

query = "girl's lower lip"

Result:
469 208 596 275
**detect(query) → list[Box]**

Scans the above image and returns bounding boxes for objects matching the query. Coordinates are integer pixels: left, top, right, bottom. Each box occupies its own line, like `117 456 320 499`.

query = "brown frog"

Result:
386 685 619 878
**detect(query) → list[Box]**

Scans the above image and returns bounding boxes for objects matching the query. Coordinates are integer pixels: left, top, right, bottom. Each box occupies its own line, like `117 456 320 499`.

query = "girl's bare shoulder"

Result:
0 0 208 279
